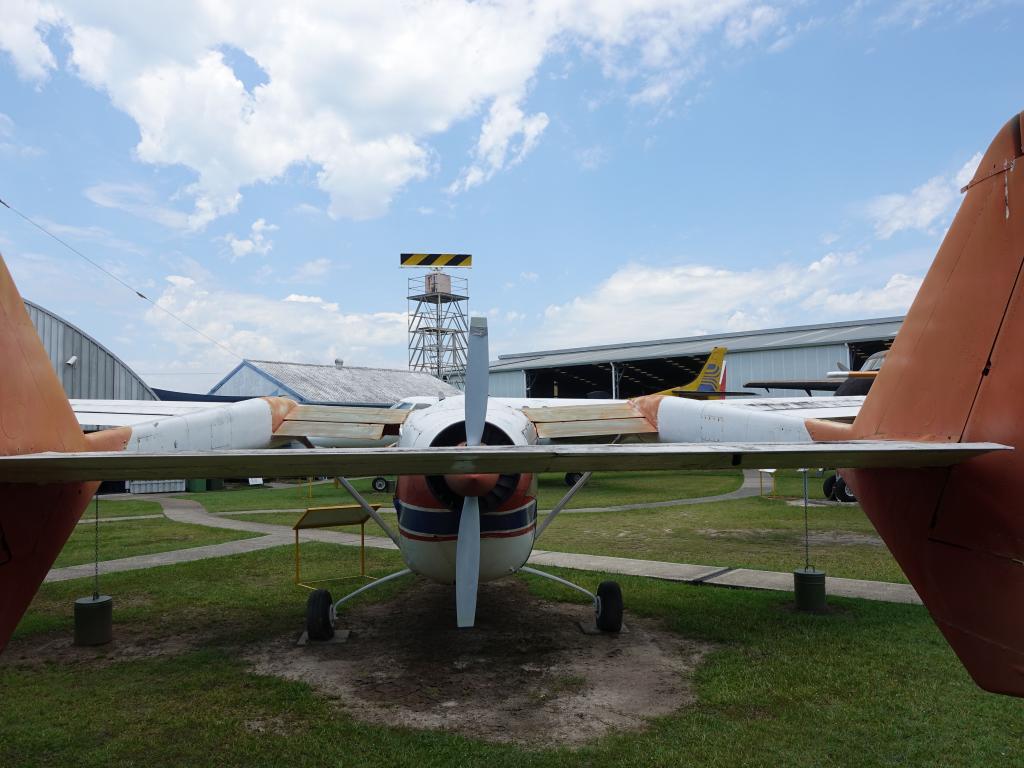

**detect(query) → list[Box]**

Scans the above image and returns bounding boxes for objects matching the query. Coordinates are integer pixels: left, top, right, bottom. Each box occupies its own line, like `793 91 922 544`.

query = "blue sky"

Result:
0 0 1020 392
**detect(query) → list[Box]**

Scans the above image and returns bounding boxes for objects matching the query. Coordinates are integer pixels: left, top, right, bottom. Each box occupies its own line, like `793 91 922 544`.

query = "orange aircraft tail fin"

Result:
808 113 1024 695
0 255 126 651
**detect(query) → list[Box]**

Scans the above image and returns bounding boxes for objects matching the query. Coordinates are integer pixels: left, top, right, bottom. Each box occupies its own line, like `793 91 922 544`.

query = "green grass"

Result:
535 470 742 508
5 543 1023 767
85 498 164 519
224 493 902 584
770 469 831 500
539 495 903 583
177 470 743 515
176 477 392 513
54 518 261 569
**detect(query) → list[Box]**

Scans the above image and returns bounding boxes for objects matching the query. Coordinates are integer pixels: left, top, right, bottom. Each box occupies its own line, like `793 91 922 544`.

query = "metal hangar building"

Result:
209 359 459 405
487 316 904 399
24 299 156 401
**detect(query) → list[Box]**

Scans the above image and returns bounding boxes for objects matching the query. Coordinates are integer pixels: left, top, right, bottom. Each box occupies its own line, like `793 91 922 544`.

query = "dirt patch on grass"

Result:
1 628 199 670
697 528 883 547
247 578 712 747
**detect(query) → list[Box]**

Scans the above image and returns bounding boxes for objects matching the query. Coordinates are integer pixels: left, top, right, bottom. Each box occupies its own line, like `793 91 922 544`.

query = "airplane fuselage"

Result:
393 397 541 584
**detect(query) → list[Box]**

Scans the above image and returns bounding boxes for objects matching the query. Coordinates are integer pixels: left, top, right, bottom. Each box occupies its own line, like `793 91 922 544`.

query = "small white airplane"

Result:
2 111 1024 699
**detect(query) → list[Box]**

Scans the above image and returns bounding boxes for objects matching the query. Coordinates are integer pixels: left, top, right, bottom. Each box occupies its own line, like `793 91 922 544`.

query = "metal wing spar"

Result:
0 441 1006 483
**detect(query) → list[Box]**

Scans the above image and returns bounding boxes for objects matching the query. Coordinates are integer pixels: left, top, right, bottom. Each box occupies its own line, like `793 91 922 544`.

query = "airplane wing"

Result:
70 399 410 443
743 379 842 393
71 399 229 428
272 404 408 441
521 403 657 439
519 395 865 441
0 441 1005 483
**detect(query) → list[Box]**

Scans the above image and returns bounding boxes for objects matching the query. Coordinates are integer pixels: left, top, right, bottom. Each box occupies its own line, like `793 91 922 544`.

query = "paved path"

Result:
46 492 920 605
45 535 294 583
76 514 165 524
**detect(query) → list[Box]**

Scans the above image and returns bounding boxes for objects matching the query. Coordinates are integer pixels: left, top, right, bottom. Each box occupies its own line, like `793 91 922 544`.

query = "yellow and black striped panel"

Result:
400 253 472 268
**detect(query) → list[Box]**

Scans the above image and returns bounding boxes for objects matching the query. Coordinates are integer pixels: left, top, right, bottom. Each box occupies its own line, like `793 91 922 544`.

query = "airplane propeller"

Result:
455 316 490 628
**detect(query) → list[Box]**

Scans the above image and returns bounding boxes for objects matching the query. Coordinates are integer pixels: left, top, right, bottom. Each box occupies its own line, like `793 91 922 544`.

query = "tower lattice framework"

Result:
407 269 469 387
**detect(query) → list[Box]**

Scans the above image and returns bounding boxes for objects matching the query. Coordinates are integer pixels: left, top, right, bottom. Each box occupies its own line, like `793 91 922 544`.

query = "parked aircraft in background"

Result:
2 112 1023 698
745 350 887 397
743 350 890 500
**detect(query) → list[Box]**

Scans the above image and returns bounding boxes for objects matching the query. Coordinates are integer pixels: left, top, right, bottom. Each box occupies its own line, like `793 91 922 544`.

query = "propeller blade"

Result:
464 316 489 447
455 495 481 628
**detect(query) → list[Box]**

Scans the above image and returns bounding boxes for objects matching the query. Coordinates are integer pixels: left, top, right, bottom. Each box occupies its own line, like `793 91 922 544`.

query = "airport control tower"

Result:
402 253 472 388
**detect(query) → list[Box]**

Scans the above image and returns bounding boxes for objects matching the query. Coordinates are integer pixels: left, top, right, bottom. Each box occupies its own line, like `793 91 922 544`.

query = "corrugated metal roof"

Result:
490 316 904 371
233 360 459 404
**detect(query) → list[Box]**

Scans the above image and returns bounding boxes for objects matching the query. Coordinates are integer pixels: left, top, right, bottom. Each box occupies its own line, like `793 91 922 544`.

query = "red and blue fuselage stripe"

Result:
395 498 537 541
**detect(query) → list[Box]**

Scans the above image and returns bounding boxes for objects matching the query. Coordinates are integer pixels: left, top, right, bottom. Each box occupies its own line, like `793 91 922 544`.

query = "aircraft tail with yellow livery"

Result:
654 347 727 398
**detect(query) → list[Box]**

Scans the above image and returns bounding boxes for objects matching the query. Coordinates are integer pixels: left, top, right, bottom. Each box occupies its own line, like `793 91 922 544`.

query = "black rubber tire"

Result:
595 581 623 633
306 588 335 641
822 474 837 500
371 476 389 493
564 472 584 487
833 476 857 503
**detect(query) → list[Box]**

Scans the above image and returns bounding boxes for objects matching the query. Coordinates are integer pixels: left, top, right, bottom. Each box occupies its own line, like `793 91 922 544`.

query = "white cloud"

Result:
0 0 59 81
291 257 332 282
0 111 43 156
865 177 955 239
803 273 922 315
955 151 983 190
520 271 539 282
84 182 192 229
32 217 146 256
726 6 783 47
449 94 549 193
864 152 981 239
145 273 407 375
575 145 609 171
535 255 919 349
3 1 795 225
223 218 277 260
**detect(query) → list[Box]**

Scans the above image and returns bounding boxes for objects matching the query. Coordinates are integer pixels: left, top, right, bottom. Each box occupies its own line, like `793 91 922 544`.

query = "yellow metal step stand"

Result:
293 504 379 589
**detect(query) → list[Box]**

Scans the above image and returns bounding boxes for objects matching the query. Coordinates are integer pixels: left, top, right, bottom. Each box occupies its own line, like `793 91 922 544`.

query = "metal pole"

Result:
610 362 618 399
536 471 593 540
93 495 100 600
803 468 810 570
336 476 401 546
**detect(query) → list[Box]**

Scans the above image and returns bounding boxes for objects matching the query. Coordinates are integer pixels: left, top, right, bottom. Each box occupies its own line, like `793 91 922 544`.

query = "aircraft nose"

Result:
445 472 500 498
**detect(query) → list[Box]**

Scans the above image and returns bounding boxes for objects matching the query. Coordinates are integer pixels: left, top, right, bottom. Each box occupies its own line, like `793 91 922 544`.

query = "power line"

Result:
0 195 243 361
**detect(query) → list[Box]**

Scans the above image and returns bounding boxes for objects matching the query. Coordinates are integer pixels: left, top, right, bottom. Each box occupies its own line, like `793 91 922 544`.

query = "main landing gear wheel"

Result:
371 476 389 493
564 472 584 487
306 588 335 641
595 581 623 633
833 476 857 503
822 474 837 500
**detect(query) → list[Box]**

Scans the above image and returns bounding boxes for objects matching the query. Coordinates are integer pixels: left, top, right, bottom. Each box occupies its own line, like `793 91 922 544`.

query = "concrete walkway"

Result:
76 514 165 524
46 493 920 605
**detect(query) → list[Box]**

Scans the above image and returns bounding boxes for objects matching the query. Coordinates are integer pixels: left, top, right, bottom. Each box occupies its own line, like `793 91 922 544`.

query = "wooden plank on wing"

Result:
536 418 658 439
285 405 409 425
275 420 385 440
522 404 638 423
